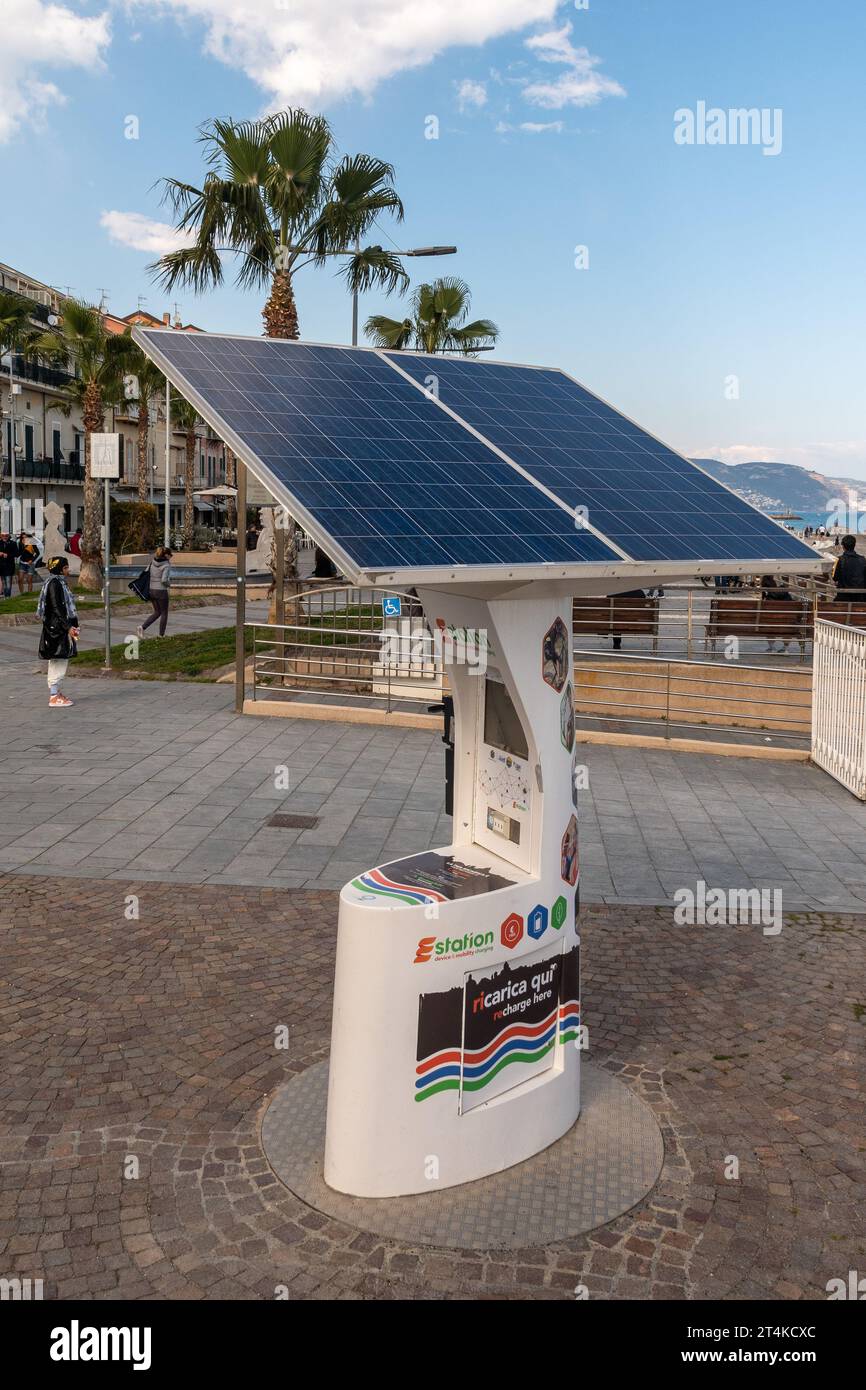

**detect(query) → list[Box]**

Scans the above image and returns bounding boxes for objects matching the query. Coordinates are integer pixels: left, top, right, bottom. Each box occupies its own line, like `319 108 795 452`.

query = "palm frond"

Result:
363 315 415 349
342 247 409 297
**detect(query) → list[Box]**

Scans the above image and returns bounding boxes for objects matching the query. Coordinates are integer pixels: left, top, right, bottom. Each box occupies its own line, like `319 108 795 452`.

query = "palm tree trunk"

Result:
262 269 299 339
182 429 195 547
137 396 149 505
79 382 105 592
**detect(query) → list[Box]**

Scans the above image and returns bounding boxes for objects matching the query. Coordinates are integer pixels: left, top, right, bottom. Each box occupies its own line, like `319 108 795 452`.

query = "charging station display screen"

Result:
483 678 528 761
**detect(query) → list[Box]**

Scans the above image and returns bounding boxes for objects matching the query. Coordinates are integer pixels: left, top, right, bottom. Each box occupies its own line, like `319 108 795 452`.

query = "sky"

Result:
1 0 864 478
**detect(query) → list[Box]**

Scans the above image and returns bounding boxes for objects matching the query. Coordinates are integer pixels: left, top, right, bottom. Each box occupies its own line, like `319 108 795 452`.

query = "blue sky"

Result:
1 0 864 477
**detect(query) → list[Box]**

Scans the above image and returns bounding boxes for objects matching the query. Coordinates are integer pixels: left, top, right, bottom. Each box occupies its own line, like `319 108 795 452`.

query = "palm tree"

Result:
151 108 408 339
38 302 134 590
365 278 499 355
0 291 36 363
126 349 166 504
0 292 40 477
170 395 201 548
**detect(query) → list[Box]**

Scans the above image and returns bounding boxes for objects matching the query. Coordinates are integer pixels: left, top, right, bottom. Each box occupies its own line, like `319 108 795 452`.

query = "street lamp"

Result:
349 245 457 347
215 243 458 348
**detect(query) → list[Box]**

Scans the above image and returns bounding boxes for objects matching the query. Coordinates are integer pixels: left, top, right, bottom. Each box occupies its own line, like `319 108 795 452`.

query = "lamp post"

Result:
215 243 458 348
164 379 171 547
348 246 458 347
7 353 16 517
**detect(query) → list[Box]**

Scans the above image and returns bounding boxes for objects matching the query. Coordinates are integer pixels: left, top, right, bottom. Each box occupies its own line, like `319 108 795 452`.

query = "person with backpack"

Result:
38 555 79 707
832 535 866 600
136 546 173 637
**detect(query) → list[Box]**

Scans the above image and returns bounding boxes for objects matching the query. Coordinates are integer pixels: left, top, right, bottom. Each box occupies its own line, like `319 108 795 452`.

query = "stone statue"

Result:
42 500 81 576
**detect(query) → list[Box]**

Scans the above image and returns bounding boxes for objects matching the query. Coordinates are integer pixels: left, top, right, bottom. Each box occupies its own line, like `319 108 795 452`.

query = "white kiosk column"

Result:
324 587 581 1197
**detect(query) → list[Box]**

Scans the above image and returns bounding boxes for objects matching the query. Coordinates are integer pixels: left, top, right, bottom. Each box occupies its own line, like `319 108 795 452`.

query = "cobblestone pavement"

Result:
1 874 864 1300
1 673 866 909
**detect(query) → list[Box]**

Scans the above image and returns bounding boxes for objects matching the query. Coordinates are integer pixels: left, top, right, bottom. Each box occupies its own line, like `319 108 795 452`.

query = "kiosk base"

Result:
265 1059 663 1248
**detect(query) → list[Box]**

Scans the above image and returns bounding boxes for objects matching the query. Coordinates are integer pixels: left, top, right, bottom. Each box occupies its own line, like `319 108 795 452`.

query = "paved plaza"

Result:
1 666 864 1300
0 667 865 908
1 875 863 1299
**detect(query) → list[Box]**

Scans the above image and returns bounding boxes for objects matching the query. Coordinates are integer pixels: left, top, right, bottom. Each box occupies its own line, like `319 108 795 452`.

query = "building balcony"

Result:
1 456 85 484
6 353 77 392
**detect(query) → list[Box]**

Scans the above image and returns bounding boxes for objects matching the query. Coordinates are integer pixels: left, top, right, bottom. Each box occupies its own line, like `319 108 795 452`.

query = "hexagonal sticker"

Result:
542 616 569 692
560 682 575 752
551 895 567 930
501 912 524 949
527 904 548 940
561 813 578 886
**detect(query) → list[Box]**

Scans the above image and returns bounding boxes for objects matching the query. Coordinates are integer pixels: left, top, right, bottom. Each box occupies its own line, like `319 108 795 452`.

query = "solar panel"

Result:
387 353 814 565
133 332 618 574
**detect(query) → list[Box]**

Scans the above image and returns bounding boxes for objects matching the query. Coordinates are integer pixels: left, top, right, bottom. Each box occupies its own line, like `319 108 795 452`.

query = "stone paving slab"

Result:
0 672 865 910
1 875 863 1300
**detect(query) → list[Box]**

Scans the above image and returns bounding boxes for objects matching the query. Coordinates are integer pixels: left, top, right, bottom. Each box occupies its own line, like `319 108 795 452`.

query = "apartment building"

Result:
0 263 233 536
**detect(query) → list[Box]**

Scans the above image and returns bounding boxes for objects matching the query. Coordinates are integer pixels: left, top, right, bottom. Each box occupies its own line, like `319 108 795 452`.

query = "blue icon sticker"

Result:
527 904 549 940
382 596 402 617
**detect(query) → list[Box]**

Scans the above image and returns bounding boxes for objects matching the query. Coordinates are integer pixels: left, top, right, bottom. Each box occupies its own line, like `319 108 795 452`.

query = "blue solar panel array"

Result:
388 353 813 564
135 332 617 570
135 329 815 573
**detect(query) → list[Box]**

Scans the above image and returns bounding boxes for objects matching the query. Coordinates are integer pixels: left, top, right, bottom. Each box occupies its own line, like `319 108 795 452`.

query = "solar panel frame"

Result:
132 328 822 586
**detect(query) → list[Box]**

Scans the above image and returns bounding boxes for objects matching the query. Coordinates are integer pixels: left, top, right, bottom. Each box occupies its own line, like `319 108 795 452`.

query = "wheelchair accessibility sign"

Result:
382 596 402 618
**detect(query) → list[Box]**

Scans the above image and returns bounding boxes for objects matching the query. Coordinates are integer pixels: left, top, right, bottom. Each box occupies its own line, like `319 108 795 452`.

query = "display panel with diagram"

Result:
473 671 534 873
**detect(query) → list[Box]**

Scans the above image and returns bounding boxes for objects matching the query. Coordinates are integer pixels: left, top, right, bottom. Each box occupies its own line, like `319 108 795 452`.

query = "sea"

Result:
768 509 866 534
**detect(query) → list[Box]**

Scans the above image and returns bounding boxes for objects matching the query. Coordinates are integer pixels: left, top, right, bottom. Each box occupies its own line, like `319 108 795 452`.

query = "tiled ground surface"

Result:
1 674 865 907
1 875 864 1300
261 1060 664 1248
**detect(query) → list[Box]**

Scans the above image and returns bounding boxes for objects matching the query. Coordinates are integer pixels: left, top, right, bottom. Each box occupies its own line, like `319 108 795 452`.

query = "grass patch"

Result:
0 586 137 616
75 623 253 679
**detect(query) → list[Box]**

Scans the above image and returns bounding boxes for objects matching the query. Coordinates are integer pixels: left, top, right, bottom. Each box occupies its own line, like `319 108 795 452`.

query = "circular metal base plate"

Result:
262 1061 663 1249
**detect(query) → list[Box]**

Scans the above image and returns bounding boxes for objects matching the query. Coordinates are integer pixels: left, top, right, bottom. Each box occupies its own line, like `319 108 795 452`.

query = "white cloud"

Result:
0 0 110 142
522 21 625 109
455 79 488 112
496 119 563 135
129 0 560 108
100 210 193 255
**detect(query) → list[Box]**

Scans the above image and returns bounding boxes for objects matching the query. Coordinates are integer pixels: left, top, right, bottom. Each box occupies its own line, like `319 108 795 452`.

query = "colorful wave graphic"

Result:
559 998 581 1045
414 997 581 1102
351 867 448 908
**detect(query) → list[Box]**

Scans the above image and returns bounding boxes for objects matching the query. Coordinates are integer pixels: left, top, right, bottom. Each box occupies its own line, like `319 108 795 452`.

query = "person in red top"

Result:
68 528 82 558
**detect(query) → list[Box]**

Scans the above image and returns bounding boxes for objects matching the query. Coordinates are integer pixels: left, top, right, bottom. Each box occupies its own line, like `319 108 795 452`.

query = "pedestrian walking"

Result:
0 530 18 599
136 546 172 637
68 528 82 558
16 532 42 593
38 555 79 707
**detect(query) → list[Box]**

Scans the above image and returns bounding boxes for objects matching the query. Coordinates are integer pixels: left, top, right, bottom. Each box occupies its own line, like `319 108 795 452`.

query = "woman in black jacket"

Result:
38 556 80 707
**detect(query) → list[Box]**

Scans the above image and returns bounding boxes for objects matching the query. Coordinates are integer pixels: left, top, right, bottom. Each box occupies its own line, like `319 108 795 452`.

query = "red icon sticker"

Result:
501 912 524 949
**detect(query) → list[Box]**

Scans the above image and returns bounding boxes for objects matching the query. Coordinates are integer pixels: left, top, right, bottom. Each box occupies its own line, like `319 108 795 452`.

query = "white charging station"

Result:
324 588 581 1197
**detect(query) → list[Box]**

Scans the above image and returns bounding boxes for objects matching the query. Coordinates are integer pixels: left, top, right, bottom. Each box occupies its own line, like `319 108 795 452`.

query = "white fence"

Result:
811 618 866 798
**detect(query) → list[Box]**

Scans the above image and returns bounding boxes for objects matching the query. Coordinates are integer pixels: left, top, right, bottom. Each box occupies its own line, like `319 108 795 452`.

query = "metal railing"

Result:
248 585 443 711
811 619 866 796
572 647 813 745
569 585 866 666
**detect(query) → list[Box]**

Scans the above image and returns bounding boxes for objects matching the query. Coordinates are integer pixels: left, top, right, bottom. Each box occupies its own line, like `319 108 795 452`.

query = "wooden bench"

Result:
573 595 660 653
704 597 810 656
815 601 866 633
